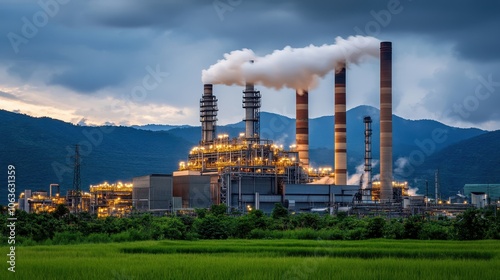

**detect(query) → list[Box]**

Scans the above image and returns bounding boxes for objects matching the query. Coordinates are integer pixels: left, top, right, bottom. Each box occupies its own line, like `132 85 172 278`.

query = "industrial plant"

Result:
16 41 499 217
171 42 402 214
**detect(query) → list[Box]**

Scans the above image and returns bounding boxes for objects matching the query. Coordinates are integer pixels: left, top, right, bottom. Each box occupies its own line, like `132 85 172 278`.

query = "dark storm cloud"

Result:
276 0 500 62
76 0 500 62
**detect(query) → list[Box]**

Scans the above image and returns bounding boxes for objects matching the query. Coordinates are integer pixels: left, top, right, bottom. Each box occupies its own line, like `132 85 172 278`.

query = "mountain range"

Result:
1 106 498 204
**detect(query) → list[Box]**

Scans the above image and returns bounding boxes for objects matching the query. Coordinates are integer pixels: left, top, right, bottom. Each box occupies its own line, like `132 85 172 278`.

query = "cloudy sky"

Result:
1 0 499 130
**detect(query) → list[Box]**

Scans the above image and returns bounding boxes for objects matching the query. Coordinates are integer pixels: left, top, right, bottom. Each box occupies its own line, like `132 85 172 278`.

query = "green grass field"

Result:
2 239 500 279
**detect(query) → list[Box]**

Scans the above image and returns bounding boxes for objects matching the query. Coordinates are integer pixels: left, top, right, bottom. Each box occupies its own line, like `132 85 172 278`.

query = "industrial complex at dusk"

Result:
16 42 499 218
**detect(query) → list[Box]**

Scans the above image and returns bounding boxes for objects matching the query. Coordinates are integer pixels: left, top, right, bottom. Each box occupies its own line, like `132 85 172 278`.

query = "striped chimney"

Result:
334 65 347 185
379 41 393 202
296 89 309 169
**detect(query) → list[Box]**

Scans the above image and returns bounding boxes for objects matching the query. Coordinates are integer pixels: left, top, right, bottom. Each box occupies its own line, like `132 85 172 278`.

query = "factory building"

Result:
18 184 91 214
172 170 215 209
89 182 133 218
18 189 65 213
463 184 500 208
132 174 173 212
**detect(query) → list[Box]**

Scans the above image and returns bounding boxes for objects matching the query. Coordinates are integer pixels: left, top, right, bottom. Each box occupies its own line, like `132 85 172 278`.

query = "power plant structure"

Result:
15 41 489 217
174 41 404 213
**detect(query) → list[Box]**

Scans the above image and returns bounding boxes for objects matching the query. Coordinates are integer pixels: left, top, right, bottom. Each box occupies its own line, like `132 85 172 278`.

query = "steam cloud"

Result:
202 36 380 90
347 160 379 189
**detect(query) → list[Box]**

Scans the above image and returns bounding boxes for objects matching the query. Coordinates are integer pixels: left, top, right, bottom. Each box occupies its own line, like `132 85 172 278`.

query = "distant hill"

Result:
0 110 192 204
131 124 194 131
165 105 485 169
156 105 485 153
409 130 500 197
0 107 492 204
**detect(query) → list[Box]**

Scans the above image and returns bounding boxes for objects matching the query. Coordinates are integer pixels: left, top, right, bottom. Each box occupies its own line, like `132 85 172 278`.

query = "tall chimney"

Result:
334 65 347 185
379 41 393 202
296 89 309 169
243 82 261 139
200 84 218 144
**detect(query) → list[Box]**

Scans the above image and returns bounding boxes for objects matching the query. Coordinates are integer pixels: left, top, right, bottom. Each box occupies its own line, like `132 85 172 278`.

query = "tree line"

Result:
1 204 499 245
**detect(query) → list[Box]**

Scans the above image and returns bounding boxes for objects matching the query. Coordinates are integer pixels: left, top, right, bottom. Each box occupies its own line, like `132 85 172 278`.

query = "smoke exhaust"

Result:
200 84 218 144
379 41 393 202
334 65 347 185
296 89 309 169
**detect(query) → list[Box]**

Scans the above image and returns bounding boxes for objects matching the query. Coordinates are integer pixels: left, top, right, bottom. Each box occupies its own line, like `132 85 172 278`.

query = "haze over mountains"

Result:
1 106 498 204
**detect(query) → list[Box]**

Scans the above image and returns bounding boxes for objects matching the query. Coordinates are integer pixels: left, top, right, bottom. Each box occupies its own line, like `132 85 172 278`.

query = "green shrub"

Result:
486 222 500 239
17 236 37 246
86 233 111 243
403 216 423 239
184 232 200 241
271 203 289 219
235 215 256 238
294 213 321 229
128 228 151 241
196 215 229 239
269 230 284 239
318 229 344 240
111 231 131 242
419 222 450 240
296 228 319 240
453 209 488 240
163 218 186 240
52 231 84 245
346 228 366 240
366 217 386 238
384 219 405 239
248 228 268 239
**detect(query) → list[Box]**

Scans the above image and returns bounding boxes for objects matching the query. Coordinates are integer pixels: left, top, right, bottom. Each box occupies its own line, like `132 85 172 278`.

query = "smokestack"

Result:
364 116 372 189
243 82 261 139
200 84 218 144
296 89 309 169
379 41 393 202
334 65 347 185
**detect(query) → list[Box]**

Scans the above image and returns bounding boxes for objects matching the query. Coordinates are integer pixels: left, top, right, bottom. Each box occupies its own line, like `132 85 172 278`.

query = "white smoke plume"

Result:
347 163 365 186
202 36 380 90
407 186 419 196
394 157 410 176
347 160 379 188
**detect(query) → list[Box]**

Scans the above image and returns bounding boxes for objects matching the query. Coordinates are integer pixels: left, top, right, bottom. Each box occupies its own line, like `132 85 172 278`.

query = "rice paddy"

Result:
2 239 499 279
